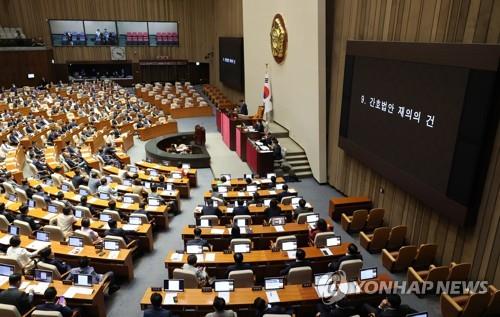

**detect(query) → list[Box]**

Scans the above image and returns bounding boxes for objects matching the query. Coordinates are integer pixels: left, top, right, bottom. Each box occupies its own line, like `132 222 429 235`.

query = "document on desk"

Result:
120 203 131 209
195 254 204 262
122 224 139 231
222 193 228 197
266 290 280 303
19 281 31 290
259 146 271 151
0 275 9 286
0 234 12 245
273 226 284 232
320 248 333 256
289 189 297 193
255 141 264 146
268 190 277 195
218 291 230 303
166 178 175 183
170 253 183 262
63 286 94 298
240 227 247 234
26 240 51 250
88 197 98 204
287 251 296 259
42 213 57 220
163 292 177 304
108 251 120 259
68 247 83 255
25 282 49 295
238 192 245 197
210 228 225 235
204 253 216 262
225 207 233 214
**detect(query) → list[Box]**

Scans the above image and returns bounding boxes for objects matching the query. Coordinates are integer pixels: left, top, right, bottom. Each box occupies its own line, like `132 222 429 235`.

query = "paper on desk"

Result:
194 206 203 213
26 241 51 250
238 192 245 197
122 224 139 231
42 213 57 220
289 189 297 193
287 251 296 259
222 193 228 197
25 282 49 295
0 275 9 286
266 290 280 303
101 224 110 230
166 178 174 183
225 207 233 214
240 227 247 234
255 141 263 146
268 190 276 195
63 286 94 298
260 146 270 151
204 253 215 262
210 228 225 234
0 235 12 245
320 248 333 256
218 291 230 303
170 253 183 262
108 251 120 259
260 179 271 184
121 203 131 209
195 254 204 262
273 226 284 232
19 281 30 290
163 292 177 304
68 247 83 255
88 197 98 203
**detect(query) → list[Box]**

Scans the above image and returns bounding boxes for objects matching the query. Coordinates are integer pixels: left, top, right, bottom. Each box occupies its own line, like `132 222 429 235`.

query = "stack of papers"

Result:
68 247 83 255
63 286 94 298
122 224 139 231
266 290 280 303
225 208 233 214
26 241 51 250
0 275 9 286
120 203 132 209
43 214 57 220
170 253 183 262
195 254 204 262
25 282 49 295
274 226 284 232
108 251 120 259
238 192 245 197
268 190 277 195
163 292 177 304
204 253 216 262
210 228 225 234
287 251 296 259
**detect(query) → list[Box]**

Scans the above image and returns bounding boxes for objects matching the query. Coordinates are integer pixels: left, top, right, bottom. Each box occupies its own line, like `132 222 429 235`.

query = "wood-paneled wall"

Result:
1 0 215 77
213 0 244 102
327 0 500 285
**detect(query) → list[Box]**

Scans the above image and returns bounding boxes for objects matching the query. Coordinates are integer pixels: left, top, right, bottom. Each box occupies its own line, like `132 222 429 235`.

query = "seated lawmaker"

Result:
104 219 135 245
279 248 311 276
225 252 252 278
293 199 309 218
39 247 71 274
0 273 34 314
182 254 210 287
254 297 292 317
264 199 282 219
35 287 76 317
233 199 249 216
187 227 210 249
329 243 363 272
205 296 236 317
144 292 172 317
201 200 222 218
277 184 293 201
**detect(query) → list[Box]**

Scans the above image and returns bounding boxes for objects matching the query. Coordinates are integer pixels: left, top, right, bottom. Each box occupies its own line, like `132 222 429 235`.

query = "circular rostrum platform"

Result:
145 132 211 168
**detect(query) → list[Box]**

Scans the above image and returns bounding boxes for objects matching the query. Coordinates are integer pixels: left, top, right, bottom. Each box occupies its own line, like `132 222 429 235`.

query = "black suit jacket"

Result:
225 263 252 278
0 288 32 314
279 259 311 276
72 175 85 188
233 206 249 216
265 206 283 219
143 307 172 317
201 206 222 218
16 214 39 230
104 228 132 244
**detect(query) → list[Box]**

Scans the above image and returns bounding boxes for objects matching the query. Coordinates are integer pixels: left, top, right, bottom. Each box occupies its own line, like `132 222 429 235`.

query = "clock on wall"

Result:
270 14 287 64
111 46 126 60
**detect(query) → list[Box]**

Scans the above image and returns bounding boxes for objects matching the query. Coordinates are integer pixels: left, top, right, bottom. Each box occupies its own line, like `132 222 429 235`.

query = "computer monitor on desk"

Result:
164 279 184 292
214 280 234 292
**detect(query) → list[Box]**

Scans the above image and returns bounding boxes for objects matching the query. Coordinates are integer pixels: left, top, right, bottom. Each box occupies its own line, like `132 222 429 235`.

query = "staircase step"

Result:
289 160 310 167
295 171 313 178
285 156 307 162
292 166 312 173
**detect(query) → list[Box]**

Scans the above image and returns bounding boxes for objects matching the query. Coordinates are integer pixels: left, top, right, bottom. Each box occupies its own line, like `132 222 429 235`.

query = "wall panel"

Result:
327 0 500 285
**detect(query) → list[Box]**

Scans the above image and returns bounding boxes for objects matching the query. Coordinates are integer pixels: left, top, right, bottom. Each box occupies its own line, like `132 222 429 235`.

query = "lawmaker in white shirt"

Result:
97 178 117 197
7 236 42 268
80 218 102 244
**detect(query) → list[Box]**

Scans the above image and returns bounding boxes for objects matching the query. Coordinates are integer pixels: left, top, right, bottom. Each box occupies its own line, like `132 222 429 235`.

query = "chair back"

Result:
339 259 363 282
287 266 312 285
2 182 15 194
62 180 75 192
275 235 297 251
173 268 198 288
448 262 471 282
365 208 385 230
413 244 437 269
462 292 490 317
33 194 47 209
104 235 127 249
50 174 62 187
29 163 39 175
426 265 450 283
313 232 336 248
0 256 23 274
13 219 32 236
109 174 122 184
38 261 62 280
124 193 141 203
42 225 66 242
229 238 252 252
205 311 237 317
281 196 292 205
78 185 92 195
297 212 315 224
369 227 391 252
130 213 148 224
74 206 92 219
200 215 219 226
486 285 500 316
102 210 121 221
233 215 252 225
0 215 10 232
349 209 369 231
394 245 418 271
73 229 95 246
32 311 63 317
386 225 407 250
0 304 21 317
14 188 28 203
228 269 254 288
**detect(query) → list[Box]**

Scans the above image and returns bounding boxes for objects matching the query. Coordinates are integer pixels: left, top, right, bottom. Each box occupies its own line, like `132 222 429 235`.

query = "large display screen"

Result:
339 41 500 225
219 37 244 92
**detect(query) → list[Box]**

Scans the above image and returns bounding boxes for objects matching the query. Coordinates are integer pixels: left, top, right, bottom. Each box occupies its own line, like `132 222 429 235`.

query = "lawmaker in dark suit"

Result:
233 200 249 216
254 297 293 317
264 199 282 219
316 298 358 317
144 293 172 317
225 252 252 277
239 101 248 115
0 274 33 314
201 200 223 218
71 169 86 189
276 184 294 202
0 202 15 222
187 227 210 249
16 204 39 230
328 243 363 272
363 294 407 317
279 248 311 276
104 219 135 244
35 287 75 317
